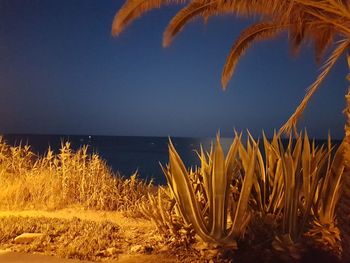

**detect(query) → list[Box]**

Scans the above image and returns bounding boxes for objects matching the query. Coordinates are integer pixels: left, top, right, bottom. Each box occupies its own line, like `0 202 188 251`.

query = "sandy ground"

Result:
0 249 175 263
0 249 93 263
0 209 179 263
0 249 176 263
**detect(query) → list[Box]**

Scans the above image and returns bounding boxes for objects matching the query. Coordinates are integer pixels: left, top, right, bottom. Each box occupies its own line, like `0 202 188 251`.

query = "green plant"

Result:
304 138 345 258
161 135 256 248
140 187 195 248
243 132 343 260
155 132 345 262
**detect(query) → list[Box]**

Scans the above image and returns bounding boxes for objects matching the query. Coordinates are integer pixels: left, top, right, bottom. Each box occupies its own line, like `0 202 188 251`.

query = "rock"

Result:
158 244 169 252
106 247 117 256
130 245 143 253
144 245 153 254
14 233 44 244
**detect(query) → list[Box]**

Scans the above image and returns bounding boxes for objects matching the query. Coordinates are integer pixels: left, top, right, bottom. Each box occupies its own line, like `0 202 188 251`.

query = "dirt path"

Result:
0 249 176 263
0 249 93 263
0 208 153 230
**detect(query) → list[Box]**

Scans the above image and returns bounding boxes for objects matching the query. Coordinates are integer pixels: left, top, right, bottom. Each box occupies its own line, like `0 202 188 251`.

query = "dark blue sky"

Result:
0 0 347 139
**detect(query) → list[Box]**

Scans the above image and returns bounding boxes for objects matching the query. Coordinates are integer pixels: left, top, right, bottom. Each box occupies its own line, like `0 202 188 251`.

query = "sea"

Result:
1 134 341 185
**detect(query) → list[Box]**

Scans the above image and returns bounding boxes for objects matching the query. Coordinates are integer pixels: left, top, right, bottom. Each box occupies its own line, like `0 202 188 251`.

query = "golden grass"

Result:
0 216 121 261
0 137 152 212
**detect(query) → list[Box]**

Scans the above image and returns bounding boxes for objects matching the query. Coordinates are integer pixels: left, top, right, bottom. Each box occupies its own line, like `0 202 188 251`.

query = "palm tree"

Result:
112 0 350 260
112 0 350 133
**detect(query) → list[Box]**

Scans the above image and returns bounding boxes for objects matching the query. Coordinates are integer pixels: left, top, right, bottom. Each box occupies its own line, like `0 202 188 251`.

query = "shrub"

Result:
149 132 345 262
0 137 152 212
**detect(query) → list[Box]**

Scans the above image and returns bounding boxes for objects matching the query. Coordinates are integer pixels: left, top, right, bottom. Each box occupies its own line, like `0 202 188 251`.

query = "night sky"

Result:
0 0 348 139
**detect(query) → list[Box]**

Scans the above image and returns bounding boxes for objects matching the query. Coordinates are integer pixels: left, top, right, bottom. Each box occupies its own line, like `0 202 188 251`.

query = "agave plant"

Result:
304 138 345 258
161 135 256 248
155 132 346 261
249 132 344 259
112 3 350 257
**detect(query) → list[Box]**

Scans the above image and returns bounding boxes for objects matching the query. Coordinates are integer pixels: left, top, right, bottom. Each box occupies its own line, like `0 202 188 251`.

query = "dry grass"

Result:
0 137 152 212
0 216 121 261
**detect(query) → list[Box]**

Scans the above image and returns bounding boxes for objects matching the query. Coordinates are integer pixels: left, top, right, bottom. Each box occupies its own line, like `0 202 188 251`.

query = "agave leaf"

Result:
224 134 241 225
262 131 272 206
299 148 330 237
247 135 253 156
247 130 255 145
239 140 249 171
210 135 227 238
292 135 302 167
263 132 281 192
287 134 293 151
199 145 211 203
225 133 241 173
275 185 285 217
230 144 257 238
248 133 265 212
301 132 311 207
319 141 334 209
256 144 266 204
271 131 279 150
167 140 215 243
323 143 345 221
280 143 296 238
267 159 283 213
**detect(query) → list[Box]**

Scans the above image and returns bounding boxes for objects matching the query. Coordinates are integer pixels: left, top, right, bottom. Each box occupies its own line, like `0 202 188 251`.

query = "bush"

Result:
0 137 152 212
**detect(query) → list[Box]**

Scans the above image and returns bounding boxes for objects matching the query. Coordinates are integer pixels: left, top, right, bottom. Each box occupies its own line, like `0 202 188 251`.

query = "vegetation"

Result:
0 136 152 212
112 1 350 259
144 133 345 262
112 0 350 133
0 216 121 261
0 132 347 262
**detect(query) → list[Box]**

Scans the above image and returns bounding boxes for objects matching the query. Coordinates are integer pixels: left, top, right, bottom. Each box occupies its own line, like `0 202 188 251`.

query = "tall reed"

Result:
0 137 152 212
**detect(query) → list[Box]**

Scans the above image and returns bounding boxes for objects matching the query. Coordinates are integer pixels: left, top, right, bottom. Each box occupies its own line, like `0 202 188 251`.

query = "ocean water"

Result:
2 134 340 185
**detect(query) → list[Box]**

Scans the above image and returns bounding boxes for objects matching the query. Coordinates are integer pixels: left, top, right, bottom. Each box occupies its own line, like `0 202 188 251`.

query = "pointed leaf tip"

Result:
162 36 171 48
221 79 228 91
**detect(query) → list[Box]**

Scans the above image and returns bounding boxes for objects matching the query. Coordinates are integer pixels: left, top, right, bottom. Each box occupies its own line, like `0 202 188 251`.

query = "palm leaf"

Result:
112 0 187 37
221 22 285 89
279 39 350 134
163 0 217 47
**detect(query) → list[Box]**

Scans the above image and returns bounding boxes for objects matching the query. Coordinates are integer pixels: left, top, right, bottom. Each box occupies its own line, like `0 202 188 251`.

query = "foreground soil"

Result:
0 209 343 263
0 209 184 263
0 250 176 263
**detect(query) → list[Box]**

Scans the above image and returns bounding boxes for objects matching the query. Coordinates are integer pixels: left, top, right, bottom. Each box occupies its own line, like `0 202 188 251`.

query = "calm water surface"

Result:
2 134 340 185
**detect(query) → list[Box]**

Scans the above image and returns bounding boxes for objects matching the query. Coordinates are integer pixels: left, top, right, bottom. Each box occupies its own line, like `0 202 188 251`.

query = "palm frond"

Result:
163 0 298 47
279 39 350 135
293 0 350 18
163 0 217 47
313 27 335 63
222 22 285 89
112 0 187 37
